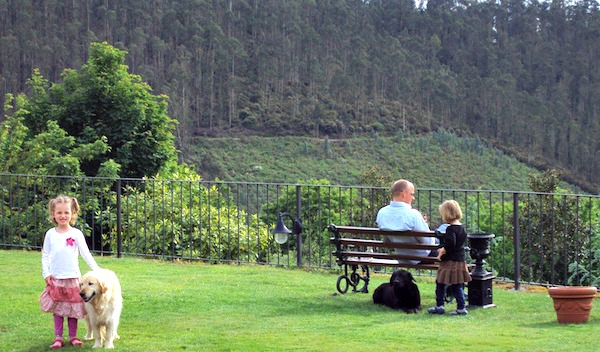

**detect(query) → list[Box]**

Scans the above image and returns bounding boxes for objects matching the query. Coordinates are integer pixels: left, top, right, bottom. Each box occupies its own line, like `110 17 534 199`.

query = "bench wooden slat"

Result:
333 225 436 238
333 250 439 263
329 237 439 250
340 257 439 270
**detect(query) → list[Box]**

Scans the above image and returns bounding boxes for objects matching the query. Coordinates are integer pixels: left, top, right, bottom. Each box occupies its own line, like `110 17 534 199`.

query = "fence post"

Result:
296 185 302 267
513 193 520 290
115 179 122 258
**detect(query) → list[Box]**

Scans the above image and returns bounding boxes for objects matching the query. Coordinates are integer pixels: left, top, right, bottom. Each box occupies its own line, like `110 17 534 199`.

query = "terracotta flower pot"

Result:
548 286 597 324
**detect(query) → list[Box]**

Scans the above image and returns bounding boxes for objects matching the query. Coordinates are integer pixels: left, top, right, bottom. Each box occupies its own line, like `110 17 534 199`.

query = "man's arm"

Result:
412 211 433 244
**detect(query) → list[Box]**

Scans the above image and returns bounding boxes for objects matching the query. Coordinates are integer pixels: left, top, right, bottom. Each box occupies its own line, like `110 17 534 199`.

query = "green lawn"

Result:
1 250 598 351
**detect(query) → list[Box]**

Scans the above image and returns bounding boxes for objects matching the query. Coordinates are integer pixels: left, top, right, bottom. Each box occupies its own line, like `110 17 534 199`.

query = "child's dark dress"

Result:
436 224 472 284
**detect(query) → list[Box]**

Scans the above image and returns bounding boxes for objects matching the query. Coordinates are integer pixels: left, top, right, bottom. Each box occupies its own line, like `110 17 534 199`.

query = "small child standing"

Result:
39 195 100 349
428 200 472 316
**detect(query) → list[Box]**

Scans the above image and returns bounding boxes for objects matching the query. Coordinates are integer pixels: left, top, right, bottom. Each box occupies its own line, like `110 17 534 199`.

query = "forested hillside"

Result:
1 0 599 192
189 132 583 192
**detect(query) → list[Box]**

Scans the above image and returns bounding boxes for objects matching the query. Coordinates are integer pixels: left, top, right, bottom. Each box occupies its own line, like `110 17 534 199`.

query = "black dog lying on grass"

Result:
373 269 421 313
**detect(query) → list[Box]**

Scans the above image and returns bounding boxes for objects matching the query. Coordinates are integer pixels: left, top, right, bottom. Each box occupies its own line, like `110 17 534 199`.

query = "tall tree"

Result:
4 42 177 178
50 42 177 178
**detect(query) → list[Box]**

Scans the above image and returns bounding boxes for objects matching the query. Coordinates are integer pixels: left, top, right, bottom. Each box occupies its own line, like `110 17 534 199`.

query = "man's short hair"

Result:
391 179 410 197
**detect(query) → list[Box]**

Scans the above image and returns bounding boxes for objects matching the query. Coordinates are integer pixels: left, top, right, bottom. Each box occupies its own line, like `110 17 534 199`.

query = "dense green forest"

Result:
1 0 599 192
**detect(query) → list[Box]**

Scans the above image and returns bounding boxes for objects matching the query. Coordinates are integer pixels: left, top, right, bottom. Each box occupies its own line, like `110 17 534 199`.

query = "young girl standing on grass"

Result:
40 195 100 349
428 200 472 316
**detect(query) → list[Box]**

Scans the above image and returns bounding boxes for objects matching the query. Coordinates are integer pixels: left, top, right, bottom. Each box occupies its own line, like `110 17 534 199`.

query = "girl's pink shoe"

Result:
69 337 84 346
50 338 64 349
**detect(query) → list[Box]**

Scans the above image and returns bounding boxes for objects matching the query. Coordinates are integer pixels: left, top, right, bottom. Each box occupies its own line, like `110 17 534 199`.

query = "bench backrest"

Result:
328 224 442 270
329 225 439 248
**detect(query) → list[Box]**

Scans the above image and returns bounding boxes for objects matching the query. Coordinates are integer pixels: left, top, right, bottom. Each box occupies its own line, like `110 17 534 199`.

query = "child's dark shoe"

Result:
427 306 445 314
449 308 468 316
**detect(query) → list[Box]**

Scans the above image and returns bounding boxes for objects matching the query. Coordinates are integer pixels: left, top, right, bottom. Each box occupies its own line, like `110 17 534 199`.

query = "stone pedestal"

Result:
468 274 496 308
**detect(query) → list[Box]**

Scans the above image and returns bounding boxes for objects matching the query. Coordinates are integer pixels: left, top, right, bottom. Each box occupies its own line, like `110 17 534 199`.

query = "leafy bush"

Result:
96 165 270 262
569 249 600 287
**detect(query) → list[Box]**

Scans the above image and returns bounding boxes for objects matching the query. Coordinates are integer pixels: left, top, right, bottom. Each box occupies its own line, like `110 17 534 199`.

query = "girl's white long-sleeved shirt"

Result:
41 227 100 279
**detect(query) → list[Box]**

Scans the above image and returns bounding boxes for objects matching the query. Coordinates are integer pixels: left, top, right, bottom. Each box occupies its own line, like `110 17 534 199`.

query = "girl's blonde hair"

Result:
439 199 462 223
48 195 80 225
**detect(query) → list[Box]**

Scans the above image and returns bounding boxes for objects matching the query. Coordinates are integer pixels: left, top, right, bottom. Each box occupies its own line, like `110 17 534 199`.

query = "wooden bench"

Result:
328 224 443 294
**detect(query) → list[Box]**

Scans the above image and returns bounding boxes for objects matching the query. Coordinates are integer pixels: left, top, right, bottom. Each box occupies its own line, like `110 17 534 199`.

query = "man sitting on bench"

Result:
376 179 438 264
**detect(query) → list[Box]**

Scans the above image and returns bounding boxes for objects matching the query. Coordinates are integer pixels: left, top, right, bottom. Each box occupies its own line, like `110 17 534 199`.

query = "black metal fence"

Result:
1 173 599 288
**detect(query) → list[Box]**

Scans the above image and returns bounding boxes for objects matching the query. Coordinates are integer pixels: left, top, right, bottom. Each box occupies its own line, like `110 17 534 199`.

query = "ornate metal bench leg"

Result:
350 264 370 293
358 264 370 293
335 264 371 294
336 275 350 294
336 264 351 294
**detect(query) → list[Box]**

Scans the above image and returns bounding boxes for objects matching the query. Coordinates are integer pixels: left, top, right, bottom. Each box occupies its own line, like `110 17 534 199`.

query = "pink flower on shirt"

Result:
66 237 76 246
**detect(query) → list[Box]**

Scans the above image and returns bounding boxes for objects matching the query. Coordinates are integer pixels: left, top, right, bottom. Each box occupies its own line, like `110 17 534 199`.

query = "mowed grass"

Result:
1 250 599 352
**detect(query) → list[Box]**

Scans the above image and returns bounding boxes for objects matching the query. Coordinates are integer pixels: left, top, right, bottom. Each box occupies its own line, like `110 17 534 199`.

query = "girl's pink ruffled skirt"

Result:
39 278 86 319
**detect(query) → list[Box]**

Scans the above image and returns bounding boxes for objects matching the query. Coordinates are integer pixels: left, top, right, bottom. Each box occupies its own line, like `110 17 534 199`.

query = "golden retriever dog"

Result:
79 269 123 349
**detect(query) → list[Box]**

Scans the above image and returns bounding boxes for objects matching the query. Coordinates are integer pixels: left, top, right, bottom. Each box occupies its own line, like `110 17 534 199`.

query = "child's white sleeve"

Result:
41 230 52 278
